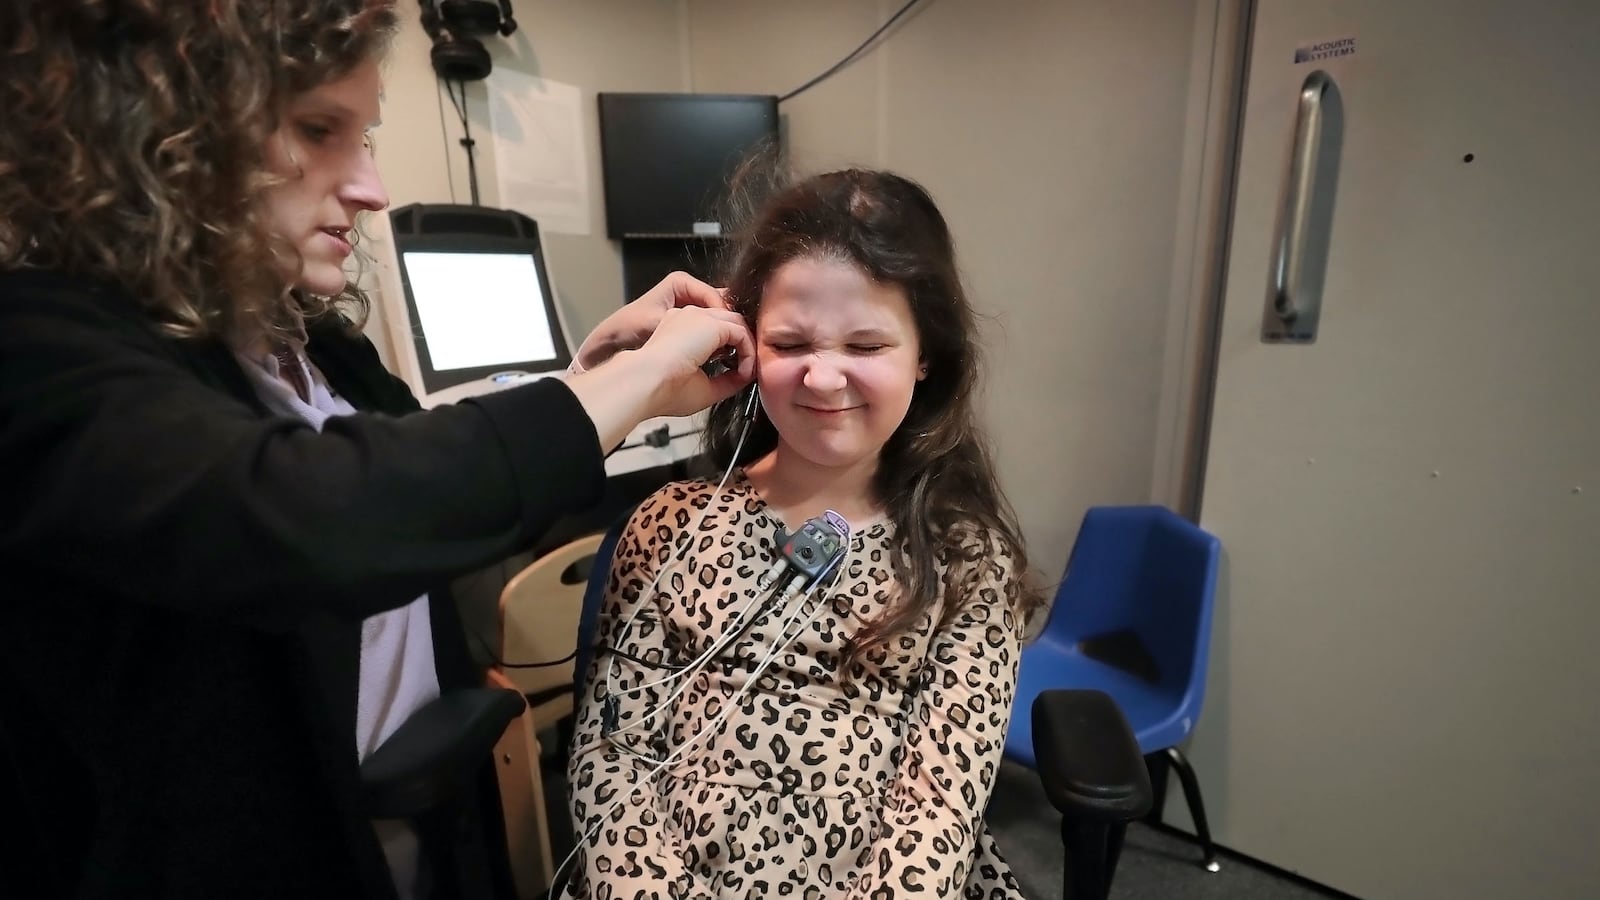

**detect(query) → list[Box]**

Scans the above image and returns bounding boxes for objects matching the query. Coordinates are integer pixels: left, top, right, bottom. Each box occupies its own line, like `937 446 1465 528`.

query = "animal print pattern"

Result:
566 474 1026 899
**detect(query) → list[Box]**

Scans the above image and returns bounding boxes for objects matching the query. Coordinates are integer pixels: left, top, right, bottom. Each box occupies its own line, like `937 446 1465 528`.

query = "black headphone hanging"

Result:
441 0 517 37
420 0 518 82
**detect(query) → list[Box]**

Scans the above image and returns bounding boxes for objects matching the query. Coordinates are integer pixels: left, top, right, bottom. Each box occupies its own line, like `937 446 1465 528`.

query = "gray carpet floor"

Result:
540 747 1339 899
985 758 1337 900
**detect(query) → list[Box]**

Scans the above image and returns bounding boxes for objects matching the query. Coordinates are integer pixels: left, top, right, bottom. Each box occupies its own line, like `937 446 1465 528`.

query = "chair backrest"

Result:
1043 506 1221 707
497 533 603 700
572 505 635 705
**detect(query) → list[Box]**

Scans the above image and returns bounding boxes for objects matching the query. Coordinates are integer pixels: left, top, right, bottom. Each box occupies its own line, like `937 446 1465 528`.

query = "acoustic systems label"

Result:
1294 36 1357 64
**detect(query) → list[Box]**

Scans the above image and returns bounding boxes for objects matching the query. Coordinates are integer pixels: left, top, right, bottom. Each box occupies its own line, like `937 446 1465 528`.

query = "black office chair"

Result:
361 687 527 900
1030 689 1154 900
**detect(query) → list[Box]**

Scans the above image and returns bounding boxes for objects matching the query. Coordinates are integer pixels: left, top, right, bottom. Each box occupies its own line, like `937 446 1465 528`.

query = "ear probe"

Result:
701 347 739 378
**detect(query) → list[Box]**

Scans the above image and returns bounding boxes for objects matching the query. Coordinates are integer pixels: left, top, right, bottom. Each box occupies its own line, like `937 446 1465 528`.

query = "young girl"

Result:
568 169 1040 898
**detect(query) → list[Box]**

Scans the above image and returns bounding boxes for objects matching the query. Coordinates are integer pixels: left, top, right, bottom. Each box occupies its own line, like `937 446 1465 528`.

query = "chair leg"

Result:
1164 745 1220 872
493 712 555 897
1105 821 1129 887
1061 818 1111 900
416 802 500 900
1143 752 1169 825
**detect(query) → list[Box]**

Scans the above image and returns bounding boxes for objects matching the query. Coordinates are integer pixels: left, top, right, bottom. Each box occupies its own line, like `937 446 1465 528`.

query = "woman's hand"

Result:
563 303 753 450
571 271 730 373
625 306 755 417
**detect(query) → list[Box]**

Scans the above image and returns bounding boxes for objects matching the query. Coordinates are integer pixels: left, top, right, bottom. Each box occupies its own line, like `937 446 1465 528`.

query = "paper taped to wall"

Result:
487 69 591 236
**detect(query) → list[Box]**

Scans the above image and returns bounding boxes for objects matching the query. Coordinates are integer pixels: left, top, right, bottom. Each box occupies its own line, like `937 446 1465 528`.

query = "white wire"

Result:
641 537 855 757
553 540 856 898
610 527 855 742
606 558 788 703
651 538 855 773
605 571 799 742
644 570 836 772
603 396 758 703
550 570 832 890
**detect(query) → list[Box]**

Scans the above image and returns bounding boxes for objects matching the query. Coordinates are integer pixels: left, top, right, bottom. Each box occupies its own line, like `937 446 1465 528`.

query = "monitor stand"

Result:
415 371 563 410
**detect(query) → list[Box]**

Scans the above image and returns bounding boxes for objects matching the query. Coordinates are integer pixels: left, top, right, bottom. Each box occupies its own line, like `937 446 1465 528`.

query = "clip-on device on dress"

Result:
600 508 850 740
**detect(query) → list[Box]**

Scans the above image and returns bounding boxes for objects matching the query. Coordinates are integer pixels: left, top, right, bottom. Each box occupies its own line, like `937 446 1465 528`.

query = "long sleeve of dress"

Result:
848 550 1024 898
566 498 717 900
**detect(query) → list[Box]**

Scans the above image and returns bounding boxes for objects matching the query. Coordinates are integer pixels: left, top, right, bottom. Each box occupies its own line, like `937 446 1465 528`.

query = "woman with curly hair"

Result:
0 2 752 898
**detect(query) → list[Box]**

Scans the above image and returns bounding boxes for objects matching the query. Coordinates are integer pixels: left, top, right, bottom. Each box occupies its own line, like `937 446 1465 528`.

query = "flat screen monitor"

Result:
392 236 571 396
597 93 779 239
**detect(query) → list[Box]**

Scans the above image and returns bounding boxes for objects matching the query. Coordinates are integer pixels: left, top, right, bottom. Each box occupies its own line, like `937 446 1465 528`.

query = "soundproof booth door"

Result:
1180 2 1600 898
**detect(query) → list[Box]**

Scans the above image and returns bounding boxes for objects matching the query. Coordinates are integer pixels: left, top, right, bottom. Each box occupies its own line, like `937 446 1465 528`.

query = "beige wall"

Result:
366 0 689 374
689 0 1202 582
370 0 1205 585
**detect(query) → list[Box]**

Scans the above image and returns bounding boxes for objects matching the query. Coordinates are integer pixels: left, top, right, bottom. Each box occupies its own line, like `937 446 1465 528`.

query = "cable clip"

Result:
601 693 620 736
775 510 851 589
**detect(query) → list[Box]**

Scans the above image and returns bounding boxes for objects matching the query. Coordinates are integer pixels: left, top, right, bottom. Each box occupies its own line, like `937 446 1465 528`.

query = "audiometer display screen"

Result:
402 250 558 371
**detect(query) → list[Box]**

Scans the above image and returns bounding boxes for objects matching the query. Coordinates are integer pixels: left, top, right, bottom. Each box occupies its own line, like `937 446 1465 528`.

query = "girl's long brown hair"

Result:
702 169 1043 665
0 0 397 342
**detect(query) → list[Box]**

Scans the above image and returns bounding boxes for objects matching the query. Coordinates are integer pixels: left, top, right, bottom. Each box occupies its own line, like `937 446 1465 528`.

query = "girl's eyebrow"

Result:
844 327 893 341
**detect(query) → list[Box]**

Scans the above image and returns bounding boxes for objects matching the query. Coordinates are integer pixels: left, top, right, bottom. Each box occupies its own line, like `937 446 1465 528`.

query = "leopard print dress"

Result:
565 474 1027 899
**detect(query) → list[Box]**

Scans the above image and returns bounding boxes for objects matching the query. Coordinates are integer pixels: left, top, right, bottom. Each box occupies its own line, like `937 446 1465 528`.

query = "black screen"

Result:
598 93 778 239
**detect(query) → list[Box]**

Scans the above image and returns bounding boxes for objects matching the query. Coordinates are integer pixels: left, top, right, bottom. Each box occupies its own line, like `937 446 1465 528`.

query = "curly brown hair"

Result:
703 169 1044 666
0 0 398 342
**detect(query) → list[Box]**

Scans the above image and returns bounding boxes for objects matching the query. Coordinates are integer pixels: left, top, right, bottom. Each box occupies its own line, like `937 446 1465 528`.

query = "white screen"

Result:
402 251 560 371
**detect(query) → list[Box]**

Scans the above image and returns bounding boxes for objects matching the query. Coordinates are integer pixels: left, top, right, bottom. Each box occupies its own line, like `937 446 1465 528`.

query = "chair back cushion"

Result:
498 533 603 699
1131 509 1220 700
573 505 635 705
1045 506 1219 698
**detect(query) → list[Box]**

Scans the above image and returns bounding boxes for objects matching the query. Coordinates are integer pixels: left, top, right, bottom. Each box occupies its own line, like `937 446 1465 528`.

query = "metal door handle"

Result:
1271 70 1332 321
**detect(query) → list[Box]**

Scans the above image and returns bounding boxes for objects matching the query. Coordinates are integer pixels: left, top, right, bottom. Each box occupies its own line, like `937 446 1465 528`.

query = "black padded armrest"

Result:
360 688 526 820
1032 689 1153 823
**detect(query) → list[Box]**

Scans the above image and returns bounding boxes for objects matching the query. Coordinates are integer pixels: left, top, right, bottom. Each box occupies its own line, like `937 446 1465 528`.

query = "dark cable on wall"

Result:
444 79 482 205
777 0 926 104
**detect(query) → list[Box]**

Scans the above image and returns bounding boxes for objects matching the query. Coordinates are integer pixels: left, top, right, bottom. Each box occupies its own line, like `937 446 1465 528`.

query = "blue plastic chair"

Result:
1007 505 1222 870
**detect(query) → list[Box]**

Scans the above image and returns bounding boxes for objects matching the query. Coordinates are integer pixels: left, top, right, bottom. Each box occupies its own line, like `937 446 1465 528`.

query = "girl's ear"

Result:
917 358 929 381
